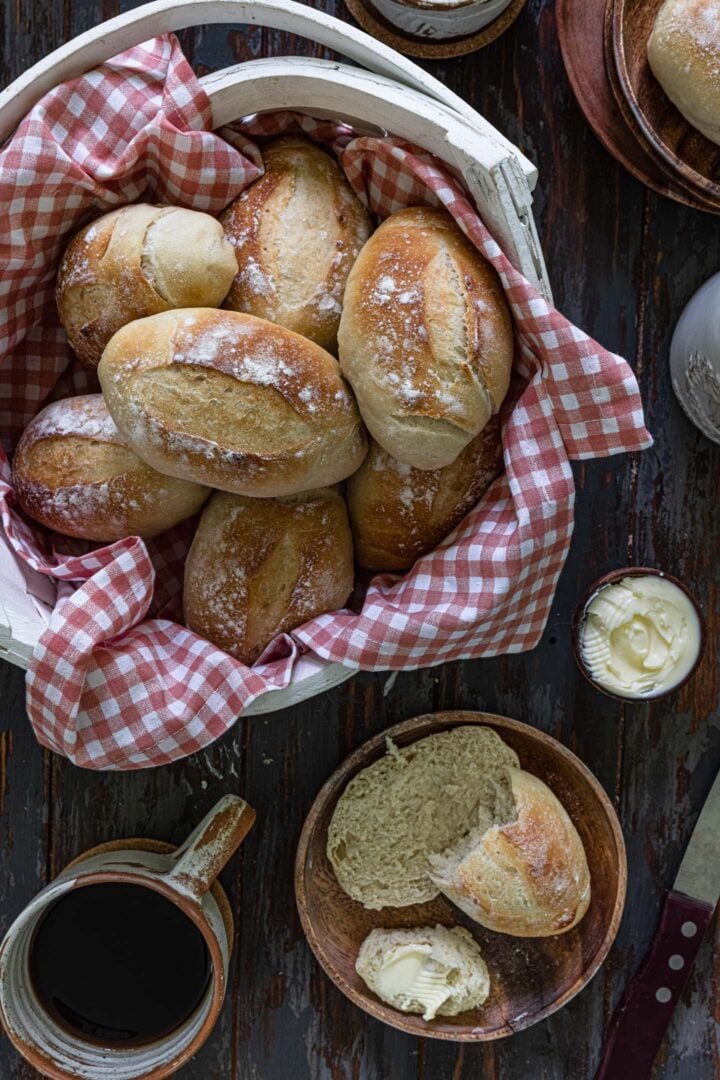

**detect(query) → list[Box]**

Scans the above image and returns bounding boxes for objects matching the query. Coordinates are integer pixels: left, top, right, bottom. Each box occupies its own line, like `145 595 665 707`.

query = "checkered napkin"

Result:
0 36 652 769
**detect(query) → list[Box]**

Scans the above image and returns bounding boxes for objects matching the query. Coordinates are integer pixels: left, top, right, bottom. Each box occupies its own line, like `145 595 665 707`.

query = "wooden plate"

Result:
612 0 720 205
556 0 719 212
343 0 526 60
295 711 627 1041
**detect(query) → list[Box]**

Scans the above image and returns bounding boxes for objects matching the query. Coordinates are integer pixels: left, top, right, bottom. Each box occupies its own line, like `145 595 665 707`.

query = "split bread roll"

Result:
428 768 591 937
338 207 513 470
221 136 372 352
356 926 490 1021
98 308 367 497
648 0 720 146
183 487 354 665
327 727 519 909
347 417 502 571
12 395 209 541
57 204 237 366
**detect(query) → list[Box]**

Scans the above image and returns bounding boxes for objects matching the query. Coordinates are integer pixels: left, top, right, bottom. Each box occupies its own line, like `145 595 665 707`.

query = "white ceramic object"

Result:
0 796 255 1080
368 0 513 40
670 271 720 444
0 0 551 713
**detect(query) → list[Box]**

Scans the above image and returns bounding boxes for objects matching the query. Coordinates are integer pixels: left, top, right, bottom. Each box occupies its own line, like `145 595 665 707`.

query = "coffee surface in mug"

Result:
29 882 212 1046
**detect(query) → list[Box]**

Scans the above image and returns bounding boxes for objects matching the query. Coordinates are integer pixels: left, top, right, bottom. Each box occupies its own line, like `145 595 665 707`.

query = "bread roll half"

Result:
57 204 237 366
428 769 591 937
98 308 367 497
338 207 513 470
347 418 502 571
183 487 354 664
12 395 208 541
222 136 372 352
648 0 720 146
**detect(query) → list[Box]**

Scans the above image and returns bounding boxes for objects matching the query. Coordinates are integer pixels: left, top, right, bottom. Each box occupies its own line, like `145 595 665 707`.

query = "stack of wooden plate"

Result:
557 0 720 213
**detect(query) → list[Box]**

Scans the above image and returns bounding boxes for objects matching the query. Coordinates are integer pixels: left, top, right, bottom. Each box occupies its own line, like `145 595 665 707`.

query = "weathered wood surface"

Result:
1 1 718 1077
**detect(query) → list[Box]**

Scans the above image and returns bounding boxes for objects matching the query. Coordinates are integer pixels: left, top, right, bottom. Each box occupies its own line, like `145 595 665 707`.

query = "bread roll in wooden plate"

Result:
12 395 209 541
338 207 513 471
183 487 353 665
647 0 720 147
347 418 502 571
56 204 237 366
98 308 367 497
221 136 372 352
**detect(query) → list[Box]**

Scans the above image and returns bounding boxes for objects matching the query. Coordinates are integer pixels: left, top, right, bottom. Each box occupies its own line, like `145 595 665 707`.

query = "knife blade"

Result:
596 768 719 1080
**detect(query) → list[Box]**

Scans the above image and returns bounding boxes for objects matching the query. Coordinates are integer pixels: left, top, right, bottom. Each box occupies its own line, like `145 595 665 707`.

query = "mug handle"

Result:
165 795 256 902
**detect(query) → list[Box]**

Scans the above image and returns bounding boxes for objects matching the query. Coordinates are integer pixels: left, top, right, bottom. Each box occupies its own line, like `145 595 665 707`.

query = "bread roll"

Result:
183 487 353 665
347 418 502 571
648 0 720 146
327 727 519 909
429 769 591 937
221 136 372 352
12 395 209 541
356 926 490 1021
98 308 367 497
57 204 237 366
338 207 513 471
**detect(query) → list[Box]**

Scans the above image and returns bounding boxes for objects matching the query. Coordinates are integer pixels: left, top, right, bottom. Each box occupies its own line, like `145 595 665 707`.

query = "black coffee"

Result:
29 882 212 1046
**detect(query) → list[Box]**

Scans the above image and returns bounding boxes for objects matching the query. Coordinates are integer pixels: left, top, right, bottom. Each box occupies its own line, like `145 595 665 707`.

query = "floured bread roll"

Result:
347 417 502 571
56 204 237 366
428 769 591 937
98 308 367 497
327 727 519 909
648 0 720 145
356 926 490 1021
221 136 372 352
338 206 513 470
12 395 208 541
183 486 354 665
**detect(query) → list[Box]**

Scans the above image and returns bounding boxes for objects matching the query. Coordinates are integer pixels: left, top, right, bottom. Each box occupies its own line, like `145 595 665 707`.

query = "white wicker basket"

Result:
0 0 550 715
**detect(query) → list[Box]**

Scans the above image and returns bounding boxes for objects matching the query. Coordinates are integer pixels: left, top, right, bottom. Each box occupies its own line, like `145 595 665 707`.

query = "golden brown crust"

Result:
56 204 237 367
338 206 514 470
648 0 720 145
347 417 502 571
12 395 209 541
448 769 591 937
221 136 372 352
98 308 367 497
183 487 354 664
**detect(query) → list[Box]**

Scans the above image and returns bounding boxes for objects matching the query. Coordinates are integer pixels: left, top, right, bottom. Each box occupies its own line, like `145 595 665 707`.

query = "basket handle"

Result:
0 0 529 176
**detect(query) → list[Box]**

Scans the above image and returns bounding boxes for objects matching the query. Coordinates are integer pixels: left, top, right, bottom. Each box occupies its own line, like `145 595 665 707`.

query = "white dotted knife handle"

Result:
595 890 714 1079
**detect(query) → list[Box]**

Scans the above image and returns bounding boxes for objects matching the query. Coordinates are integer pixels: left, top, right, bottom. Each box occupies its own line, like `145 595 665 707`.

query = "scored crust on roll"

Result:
56 204 238 366
98 308 367 497
221 136 372 352
648 0 720 146
347 417 503 571
11 395 209 541
428 768 591 937
338 206 513 471
183 486 354 665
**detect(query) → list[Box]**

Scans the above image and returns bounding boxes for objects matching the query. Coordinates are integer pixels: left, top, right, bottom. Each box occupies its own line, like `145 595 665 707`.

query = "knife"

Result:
596 768 720 1080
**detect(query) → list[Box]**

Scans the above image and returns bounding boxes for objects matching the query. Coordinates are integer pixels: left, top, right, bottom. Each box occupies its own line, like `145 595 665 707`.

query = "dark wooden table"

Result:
1 1 718 1076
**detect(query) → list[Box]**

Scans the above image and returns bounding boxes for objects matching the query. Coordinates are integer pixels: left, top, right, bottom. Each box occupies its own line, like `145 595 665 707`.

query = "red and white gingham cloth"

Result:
0 36 652 769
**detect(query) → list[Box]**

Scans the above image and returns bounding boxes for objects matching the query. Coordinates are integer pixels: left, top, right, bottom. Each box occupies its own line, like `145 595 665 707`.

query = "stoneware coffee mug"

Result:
0 794 256 1080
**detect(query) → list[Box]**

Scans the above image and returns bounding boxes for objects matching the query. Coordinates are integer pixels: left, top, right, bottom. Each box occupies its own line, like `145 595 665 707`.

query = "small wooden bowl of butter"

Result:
572 567 705 702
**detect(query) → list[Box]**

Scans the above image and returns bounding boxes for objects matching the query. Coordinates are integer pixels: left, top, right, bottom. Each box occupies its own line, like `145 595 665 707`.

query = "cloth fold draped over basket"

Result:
0 36 652 769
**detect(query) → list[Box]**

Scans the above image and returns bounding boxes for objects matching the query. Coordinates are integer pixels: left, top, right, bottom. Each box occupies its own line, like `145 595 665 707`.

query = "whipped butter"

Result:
580 575 701 698
374 944 454 1021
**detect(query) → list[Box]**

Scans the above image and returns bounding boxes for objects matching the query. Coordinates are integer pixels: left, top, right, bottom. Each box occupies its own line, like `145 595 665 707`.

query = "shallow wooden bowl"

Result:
612 0 720 205
295 711 627 1041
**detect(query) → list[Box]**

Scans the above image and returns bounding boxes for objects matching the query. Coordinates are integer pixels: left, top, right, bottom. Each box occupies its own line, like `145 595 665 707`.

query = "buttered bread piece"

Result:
338 206 513 470
356 926 490 1020
221 136 372 352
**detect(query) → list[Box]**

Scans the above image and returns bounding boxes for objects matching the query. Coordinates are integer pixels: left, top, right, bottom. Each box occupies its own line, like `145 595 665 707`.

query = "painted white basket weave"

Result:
0 0 550 715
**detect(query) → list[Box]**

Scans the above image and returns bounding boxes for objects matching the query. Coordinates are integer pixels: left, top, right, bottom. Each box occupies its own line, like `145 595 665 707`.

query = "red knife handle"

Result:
596 890 714 1080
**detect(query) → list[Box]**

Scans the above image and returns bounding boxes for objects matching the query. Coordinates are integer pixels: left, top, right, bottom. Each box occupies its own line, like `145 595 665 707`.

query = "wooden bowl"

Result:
611 0 720 206
295 711 627 1040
